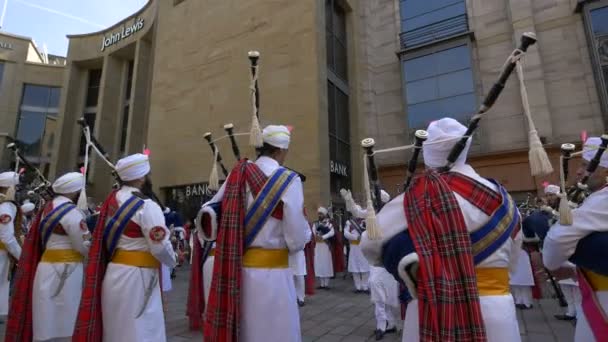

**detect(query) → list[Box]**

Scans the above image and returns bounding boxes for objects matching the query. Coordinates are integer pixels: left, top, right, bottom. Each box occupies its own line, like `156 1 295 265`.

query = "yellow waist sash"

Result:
0 241 5 250
476 267 509 296
315 236 325 243
350 240 360 246
583 270 608 291
208 249 215 257
112 250 160 268
40 249 84 263
242 248 288 269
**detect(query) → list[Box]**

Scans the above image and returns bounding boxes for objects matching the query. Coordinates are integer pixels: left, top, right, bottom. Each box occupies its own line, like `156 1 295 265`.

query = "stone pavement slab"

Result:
0 265 575 341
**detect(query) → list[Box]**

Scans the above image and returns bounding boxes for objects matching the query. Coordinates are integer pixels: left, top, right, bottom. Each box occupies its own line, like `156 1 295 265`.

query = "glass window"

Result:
126 61 134 101
79 112 96 156
16 111 46 157
86 69 102 107
399 0 468 48
120 105 130 154
402 44 476 128
48 87 61 110
591 6 608 36
326 0 348 82
588 4 608 112
22 85 51 107
0 63 4 92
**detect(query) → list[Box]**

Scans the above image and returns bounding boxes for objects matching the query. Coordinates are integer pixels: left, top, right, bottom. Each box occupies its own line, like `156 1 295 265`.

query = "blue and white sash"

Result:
40 202 76 248
102 195 145 256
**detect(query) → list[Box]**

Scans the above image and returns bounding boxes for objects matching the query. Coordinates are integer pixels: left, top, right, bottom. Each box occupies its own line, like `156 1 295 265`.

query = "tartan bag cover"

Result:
403 170 487 341
5 209 45 342
204 160 288 342
72 190 118 342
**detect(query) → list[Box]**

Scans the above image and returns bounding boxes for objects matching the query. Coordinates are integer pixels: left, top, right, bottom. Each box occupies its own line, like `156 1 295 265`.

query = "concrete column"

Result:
128 39 152 154
89 55 123 198
50 64 87 179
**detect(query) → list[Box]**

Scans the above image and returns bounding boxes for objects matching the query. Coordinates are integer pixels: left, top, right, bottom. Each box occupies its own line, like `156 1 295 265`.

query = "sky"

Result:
1 0 148 56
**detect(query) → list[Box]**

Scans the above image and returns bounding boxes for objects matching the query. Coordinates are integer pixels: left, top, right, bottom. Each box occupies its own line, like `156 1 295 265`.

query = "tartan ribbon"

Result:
39 201 76 248
5 209 44 342
204 160 275 342
73 191 118 342
404 170 487 341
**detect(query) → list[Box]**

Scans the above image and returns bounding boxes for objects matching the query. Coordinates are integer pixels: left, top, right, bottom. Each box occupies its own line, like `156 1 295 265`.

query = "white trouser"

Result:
319 277 330 287
294 275 305 301
352 272 369 290
375 302 398 331
560 284 581 317
511 286 532 307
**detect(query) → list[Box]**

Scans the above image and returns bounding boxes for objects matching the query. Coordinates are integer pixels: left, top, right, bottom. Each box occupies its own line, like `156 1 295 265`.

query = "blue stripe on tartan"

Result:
244 169 297 248
103 196 144 256
472 186 519 264
40 202 76 247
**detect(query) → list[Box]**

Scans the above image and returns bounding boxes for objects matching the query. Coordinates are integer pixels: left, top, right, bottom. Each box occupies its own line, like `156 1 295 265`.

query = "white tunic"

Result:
344 221 370 273
0 200 22 315
33 196 89 341
314 220 335 278
203 156 310 342
543 187 608 342
509 247 534 286
101 186 176 342
362 164 522 342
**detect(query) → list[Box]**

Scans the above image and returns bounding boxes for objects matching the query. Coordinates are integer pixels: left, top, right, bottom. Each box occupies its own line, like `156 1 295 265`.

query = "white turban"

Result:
544 184 560 195
116 153 150 181
317 207 328 215
423 118 471 168
21 200 35 213
262 125 291 150
380 190 390 204
52 172 85 194
582 137 608 169
0 172 19 187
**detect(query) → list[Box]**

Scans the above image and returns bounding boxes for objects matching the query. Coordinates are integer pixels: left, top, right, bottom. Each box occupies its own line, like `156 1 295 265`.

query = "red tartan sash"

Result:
73 190 118 342
5 210 44 342
204 160 280 342
404 170 487 341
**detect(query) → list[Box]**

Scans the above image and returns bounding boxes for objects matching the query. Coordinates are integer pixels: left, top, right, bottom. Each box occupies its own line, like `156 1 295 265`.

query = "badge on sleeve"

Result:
0 214 12 224
149 226 167 243
80 220 89 232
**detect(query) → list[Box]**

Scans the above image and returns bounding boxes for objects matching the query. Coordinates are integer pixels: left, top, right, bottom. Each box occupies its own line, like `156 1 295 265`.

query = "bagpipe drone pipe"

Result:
196 51 306 245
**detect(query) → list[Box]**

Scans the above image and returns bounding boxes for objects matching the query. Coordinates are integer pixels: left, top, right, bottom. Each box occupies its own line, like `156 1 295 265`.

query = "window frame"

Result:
583 0 608 116
400 36 477 129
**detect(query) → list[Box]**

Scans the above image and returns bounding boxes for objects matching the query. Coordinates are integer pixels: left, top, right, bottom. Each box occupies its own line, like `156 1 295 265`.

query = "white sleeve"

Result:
543 194 608 271
350 203 368 219
0 203 21 259
343 222 358 241
508 228 523 271
61 208 89 257
139 200 177 268
281 176 309 253
322 225 335 240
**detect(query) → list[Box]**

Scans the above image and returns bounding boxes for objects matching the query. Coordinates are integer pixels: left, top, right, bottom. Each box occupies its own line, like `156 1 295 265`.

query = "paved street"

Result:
0 265 575 341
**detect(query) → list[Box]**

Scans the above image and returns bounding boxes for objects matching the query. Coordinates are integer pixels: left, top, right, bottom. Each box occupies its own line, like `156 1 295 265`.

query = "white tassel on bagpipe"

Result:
514 57 553 176
558 154 573 225
208 147 220 191
248 51 263 148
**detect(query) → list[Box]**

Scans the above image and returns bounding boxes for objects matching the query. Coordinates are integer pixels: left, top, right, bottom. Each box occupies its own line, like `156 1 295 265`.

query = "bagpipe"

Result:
365 33 543 295
76 117 164 207
5 139 54 201
196 51 305 246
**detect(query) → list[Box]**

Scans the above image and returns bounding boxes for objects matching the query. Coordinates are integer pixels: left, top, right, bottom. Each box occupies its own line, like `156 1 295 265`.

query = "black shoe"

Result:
385 326 397 334
363 289 371 294
353 289 361 293
297 300 305 307
554 314 576 321
375 329 385 341
316 286 325 289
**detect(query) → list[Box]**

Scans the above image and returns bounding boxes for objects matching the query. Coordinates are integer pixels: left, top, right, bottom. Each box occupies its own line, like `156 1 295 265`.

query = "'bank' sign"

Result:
101 18 145 51
330 160 348 177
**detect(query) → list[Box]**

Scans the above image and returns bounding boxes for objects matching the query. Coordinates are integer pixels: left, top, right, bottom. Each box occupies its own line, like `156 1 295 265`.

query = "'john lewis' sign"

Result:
101 18 144 51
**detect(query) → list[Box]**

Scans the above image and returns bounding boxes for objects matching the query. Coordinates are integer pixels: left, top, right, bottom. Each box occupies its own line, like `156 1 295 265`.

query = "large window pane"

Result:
0 63 4 93
326 0 347 83
328 81 336 135
590 6 608 36
16 111 45 157
86 69 102 107
22 85 50 107
126 61 134 101
403 44 475 128
336 87 349 141
120 105 130 153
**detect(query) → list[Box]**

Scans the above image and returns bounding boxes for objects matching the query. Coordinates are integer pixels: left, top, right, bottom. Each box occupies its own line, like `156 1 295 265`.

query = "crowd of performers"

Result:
0 38 607 342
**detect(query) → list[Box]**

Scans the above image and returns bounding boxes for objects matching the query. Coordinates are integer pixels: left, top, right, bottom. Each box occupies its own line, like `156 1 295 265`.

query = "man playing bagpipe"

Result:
200 125 311 342
72 153 177 342
0 171 22 319
314 206 335 290
543 136 608 341
6 172 90 341
344 214 370 293
342 188 400 340
361 118 523 342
